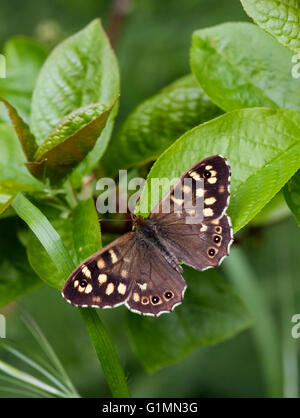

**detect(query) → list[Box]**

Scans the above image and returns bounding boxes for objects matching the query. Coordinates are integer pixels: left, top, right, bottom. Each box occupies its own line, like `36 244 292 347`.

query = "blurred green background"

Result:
0 0 299 398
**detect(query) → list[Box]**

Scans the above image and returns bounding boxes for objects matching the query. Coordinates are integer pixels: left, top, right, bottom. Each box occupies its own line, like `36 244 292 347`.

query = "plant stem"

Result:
80 308 131 398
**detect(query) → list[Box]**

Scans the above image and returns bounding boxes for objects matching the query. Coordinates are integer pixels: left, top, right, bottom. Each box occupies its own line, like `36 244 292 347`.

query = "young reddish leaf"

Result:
27 100 117 182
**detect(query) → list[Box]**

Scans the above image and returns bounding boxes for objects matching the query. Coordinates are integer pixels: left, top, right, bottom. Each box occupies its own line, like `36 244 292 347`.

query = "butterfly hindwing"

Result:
125 242 186 316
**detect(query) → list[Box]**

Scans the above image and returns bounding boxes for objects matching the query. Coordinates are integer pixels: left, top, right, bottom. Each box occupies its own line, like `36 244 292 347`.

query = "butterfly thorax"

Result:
133 215 182 273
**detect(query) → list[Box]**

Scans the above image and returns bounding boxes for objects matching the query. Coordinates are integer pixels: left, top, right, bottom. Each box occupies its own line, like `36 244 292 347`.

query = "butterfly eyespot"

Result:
204 170 211 178
208 248 216 257
151 296 160 304
214 226 222 233
164 291 173 300
141 297 149 305
213 235 221 243
80 279 88 287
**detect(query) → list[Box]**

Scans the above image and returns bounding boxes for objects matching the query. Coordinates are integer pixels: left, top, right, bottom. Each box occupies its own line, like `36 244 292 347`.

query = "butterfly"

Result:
62 155 233 317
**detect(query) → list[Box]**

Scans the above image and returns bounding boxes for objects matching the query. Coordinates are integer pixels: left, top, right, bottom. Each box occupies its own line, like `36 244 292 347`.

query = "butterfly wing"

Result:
62 231 186 316
62 232 137 308
125 241 186 316
149 155 233 271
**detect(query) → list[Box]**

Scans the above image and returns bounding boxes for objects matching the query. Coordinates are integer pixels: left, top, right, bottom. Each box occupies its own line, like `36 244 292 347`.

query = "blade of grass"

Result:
222 246 283 397
11 193 131 398
20 310 77 394
0 360 66 397
0 375 56 398
0 341 70 395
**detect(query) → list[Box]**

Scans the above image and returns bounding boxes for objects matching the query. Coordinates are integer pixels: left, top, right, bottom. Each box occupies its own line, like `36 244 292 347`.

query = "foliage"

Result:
0 1 300 398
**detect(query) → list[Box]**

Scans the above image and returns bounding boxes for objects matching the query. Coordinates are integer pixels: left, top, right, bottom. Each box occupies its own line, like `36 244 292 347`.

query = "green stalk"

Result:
12 193 131 398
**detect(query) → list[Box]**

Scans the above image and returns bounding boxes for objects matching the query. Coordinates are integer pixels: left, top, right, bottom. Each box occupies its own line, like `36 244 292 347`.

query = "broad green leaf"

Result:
0 36 47 122
0 99 37 161
284 169 300 226
29 101 116 182
126 267 251 373
0 217 41 307
102 74 222 176
250 192 290 227
137 108 300 232
190 22 300 112
30 19 120 182
241 0 300 53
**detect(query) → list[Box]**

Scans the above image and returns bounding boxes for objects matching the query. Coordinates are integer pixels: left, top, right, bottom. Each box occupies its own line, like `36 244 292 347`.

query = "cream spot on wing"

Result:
109 249 118 264
203 208 214 217
196 188 204 197
85 284 93 294
133 292 140 302
186 209 196 216
117 283 127 295
92 296 101 303
189 171 201 180
210 170 217 177
207 177 217 184
205 165 213 170
98 274 107 285
74 280 79 288
205 197 216 205
137 282 147 291
105 283 114 295
82 265 91 278
219 185 225 193
121 270 128 278
97 258 105 269
200 224 208 232
182 185 191 193
78 286 85 293
171 195 184 205
211 219 220 225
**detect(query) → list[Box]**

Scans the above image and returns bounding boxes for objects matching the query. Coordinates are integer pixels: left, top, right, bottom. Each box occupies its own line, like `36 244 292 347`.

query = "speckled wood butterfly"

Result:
62 155 233 316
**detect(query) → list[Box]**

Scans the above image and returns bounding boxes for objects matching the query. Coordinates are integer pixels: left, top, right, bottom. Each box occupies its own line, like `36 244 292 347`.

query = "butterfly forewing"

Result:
150 155 233 271
62 232 136 308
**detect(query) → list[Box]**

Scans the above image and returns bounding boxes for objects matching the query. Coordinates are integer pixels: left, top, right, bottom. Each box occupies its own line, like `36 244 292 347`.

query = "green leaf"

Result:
0 36 47 122
0 217 40 307
102 74 222 175
30 19 120 182
190 22 300 112
241 0 300 53
126 267 251 373
0 99 38 161
29 100 116 182
137 108 300 232
250 192 290 227
284 169 300 226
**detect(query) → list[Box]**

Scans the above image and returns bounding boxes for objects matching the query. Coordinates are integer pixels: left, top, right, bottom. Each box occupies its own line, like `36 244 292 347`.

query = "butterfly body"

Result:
62 155 233 316
133 215 183 273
